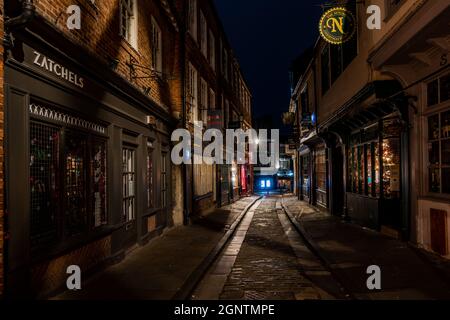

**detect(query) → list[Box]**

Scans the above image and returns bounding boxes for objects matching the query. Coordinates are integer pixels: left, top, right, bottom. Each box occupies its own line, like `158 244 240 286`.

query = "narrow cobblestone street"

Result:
193 197 343 300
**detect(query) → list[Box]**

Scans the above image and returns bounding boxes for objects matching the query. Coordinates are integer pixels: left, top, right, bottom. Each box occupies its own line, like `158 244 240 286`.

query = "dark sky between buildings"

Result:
214 0 323 131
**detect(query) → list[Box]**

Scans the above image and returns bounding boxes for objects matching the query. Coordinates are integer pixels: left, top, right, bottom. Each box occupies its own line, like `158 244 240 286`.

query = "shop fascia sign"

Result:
33 51 85 89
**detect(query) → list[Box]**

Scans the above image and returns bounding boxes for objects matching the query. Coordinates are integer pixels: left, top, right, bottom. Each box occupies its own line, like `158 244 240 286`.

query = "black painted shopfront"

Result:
321 81 410 238
5 19 174 297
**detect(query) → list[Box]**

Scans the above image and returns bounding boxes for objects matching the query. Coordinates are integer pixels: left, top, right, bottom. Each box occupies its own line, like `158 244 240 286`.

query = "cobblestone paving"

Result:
220 198 319 300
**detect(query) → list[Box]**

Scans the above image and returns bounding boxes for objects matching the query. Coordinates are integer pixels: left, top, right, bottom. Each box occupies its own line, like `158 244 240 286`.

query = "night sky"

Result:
214 0 323 131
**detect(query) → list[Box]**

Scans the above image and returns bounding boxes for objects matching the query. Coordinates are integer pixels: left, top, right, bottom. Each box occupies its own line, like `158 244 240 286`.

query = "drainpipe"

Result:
4 0 36 48
5 0 35 29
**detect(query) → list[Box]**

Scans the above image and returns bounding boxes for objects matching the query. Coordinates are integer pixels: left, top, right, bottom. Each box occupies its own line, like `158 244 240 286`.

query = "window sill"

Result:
120 37 140 57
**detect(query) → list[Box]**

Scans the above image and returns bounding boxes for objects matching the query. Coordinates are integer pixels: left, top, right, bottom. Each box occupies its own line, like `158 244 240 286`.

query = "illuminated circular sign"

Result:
319 7 356 45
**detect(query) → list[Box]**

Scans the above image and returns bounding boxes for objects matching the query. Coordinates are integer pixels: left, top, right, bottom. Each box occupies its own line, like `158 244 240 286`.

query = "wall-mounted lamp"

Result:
108 58 120 71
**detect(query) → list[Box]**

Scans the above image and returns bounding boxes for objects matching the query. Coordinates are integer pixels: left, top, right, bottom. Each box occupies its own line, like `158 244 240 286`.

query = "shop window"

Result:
301 155 310 196
348 119 401 198
65 133 89 236
147 141 154 209
349 141 385 197
315 149 327 191
358 146 365 194
30 123 60 247
122 148 136 222
382 139 401 199
92 140 107 228
428 110 450 194
30 117 108 250
428 73 450 107
374 142 381 196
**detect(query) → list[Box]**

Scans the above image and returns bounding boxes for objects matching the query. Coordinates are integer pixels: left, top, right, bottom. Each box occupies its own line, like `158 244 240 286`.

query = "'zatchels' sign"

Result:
33 51 85 88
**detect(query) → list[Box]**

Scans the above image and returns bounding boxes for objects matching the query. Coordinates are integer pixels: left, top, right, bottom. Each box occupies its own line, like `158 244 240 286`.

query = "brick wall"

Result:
33 0 182 115
0 0 4 298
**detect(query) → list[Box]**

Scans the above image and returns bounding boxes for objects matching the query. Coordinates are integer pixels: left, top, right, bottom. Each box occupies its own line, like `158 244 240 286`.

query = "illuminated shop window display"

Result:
348 118 402 199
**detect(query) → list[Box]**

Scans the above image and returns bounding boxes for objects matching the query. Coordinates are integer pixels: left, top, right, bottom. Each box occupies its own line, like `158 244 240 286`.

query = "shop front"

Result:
346 117 403 232
318 80 410 237
5 22 174 297
298 147 311 203
314 144 328 208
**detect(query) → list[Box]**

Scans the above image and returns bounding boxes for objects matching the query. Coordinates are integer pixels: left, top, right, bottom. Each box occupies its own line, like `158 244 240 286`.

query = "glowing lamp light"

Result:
311 112 316 124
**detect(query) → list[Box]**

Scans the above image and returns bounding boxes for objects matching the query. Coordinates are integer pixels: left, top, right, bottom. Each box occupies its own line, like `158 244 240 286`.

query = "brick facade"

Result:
30 0 182 115
175 0 253 214
1 0 251 297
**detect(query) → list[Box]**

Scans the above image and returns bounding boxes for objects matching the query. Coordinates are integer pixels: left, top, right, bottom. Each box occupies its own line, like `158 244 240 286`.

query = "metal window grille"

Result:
30 103 108 249
65 132 88 236
30 122 60 248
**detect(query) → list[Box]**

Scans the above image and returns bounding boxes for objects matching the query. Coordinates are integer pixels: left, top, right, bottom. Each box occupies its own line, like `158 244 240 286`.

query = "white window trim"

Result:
120 0 138 50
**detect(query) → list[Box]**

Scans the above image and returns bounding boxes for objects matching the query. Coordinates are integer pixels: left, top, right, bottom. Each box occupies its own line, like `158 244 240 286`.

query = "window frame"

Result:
146 140 155 210
122 146 136 223
188 63 199 123
200 11 208 57
427 73 450 108
119 0 138 50
188 0 198 41
200 77 208 122
29 117 109 251
423 72 450 198
208 30 216 71
151 17 163 73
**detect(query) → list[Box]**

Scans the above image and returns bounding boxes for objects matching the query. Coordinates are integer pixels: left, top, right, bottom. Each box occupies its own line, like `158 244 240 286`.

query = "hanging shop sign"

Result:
33 51 85 88
319 7 356 45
